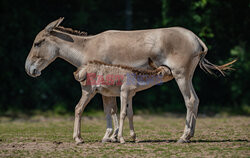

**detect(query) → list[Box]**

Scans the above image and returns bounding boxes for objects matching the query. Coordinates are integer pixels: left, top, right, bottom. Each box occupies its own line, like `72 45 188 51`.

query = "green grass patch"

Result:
0 115 249 157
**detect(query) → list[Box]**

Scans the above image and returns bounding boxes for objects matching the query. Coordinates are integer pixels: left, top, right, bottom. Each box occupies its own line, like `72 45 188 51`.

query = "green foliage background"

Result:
0 0 249 114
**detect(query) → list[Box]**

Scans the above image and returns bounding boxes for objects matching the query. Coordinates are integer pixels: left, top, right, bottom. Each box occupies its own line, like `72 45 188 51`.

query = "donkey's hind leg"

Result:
169 55 200 143
165 53 200 143
175 75 199 143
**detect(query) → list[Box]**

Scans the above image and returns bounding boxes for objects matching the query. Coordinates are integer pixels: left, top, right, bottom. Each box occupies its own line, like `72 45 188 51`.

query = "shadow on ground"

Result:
136 139 249 143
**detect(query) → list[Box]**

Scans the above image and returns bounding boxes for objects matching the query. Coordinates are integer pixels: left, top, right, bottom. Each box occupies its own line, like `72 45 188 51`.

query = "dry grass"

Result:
0 114 249 157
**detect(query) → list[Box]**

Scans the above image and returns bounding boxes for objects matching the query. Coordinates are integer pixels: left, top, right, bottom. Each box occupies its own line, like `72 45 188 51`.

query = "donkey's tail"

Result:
197 37 237 76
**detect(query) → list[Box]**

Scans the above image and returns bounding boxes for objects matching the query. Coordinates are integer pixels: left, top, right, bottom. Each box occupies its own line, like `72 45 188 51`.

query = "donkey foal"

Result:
73 59 173 144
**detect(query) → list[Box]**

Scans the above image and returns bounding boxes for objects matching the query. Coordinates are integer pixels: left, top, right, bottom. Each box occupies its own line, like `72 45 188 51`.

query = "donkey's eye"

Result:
34 42 41 47
34 39 45 47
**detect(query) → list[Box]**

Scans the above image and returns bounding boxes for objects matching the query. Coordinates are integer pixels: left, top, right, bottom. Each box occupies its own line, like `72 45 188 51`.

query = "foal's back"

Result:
74 60 173 97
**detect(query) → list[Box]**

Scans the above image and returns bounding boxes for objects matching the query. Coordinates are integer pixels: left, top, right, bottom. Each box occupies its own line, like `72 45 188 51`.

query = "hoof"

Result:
119 137 125 144
74 137 84 145
75 140 84 145
131 135 136 142
110 136 118 143
102 138 111 143
177 138 190 143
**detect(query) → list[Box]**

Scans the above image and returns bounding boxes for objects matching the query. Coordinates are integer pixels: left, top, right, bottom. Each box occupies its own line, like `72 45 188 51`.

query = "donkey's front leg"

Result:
110 97 119 142
102 96 117 143
73 90 94 144
102 97 119 143
118 91 129 143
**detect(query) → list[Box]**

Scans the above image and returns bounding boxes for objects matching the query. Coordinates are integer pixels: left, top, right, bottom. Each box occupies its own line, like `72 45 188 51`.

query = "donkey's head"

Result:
25 17 64 77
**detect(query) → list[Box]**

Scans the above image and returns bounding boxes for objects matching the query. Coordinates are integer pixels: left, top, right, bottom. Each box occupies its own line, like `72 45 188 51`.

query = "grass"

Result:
0 114 249 157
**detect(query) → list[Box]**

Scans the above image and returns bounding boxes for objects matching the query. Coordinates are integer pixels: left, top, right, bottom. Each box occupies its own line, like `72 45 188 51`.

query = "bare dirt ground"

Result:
0 114 249 157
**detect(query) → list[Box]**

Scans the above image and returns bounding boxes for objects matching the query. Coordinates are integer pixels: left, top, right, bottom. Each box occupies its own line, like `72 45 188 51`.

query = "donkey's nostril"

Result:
31 68 37 75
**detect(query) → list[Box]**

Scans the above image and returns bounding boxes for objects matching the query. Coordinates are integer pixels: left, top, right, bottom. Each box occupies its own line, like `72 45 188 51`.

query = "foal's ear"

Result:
148 58 158 69
45 17 64 32
73 68 87 82
158 66 172 76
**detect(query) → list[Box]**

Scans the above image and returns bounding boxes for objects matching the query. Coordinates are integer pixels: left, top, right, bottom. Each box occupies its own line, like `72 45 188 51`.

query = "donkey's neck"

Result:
56 37 87 67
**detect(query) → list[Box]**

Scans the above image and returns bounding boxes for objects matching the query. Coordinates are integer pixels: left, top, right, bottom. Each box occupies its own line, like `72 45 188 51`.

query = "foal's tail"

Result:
197 37 237 76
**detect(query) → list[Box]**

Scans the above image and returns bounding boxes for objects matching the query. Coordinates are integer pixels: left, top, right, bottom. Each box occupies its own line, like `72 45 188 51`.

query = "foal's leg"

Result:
174 74 199 143
127 97 136 142
73 90 95 144
102 96 119 143
118 91 129 143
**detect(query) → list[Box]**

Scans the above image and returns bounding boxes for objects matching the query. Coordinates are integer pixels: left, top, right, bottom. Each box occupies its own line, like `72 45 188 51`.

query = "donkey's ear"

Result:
45 17 64 32
73 68 87 82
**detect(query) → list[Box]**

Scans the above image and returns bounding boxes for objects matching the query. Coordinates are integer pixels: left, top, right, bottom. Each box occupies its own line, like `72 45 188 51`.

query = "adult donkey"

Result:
25 18 235 143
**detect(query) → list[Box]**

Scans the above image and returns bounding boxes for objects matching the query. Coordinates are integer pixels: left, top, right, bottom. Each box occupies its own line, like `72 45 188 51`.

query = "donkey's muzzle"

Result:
25 59 41 77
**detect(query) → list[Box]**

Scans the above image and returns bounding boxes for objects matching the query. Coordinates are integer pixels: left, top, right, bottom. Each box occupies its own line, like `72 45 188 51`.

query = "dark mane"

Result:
88 60 165 76
54 26 87 36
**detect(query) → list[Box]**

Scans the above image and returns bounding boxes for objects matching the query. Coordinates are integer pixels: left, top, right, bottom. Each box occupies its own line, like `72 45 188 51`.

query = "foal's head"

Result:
25 17 64 77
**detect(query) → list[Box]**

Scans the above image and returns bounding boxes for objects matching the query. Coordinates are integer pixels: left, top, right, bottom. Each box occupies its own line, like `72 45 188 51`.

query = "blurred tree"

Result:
125 0 133 29
0 0 249 115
